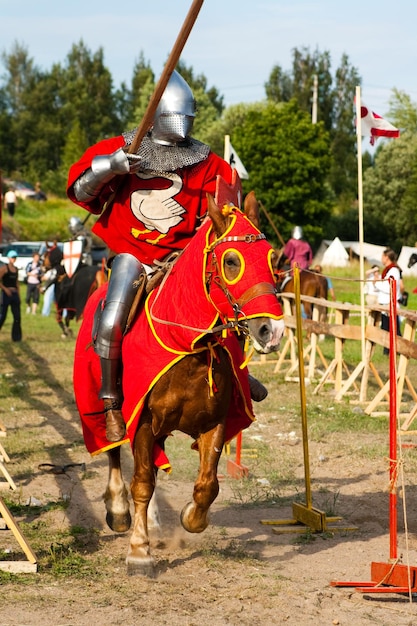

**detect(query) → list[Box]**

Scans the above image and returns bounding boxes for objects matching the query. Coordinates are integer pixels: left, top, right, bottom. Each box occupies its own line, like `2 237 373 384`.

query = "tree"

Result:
362 135 417 250
388 89 417 134
328 54 362 206
122 52 155 128
0 42 40 175
58 40 121 146
265 47 361 215
227 100 332 247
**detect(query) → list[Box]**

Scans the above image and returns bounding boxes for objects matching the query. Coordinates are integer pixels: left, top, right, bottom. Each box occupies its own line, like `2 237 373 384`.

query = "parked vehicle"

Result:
0 241 58 282
2 179 36 200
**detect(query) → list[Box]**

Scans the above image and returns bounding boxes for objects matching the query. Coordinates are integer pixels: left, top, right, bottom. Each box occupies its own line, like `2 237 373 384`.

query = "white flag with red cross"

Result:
63 240 83 277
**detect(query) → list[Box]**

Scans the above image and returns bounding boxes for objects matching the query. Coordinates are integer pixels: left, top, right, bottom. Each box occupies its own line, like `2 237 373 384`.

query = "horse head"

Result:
204 194 284 353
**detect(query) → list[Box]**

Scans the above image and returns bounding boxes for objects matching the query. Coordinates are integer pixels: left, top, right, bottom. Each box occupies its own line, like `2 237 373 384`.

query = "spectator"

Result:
25 252 42 314
4 187 17 217
283 226 313 270
40 240 63 316
364 265 380 306
41 268 55 316
0 250 22 341
33 182 47 202
374 248 402 355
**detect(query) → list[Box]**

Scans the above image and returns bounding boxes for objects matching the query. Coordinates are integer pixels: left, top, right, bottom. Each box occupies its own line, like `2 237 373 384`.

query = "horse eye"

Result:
225 257 239 268
221 249 244 284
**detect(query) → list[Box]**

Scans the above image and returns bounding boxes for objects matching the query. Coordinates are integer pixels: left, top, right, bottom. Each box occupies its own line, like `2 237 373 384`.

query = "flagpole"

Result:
356 86 366 373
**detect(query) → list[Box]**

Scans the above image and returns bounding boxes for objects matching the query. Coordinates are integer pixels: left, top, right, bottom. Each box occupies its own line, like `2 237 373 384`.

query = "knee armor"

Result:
94 253 144 359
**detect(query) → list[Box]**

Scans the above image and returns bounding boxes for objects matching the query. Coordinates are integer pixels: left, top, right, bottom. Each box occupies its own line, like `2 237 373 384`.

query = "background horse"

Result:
43 254 106 337
278 269 328 319
74 192 285 576
243 191 328 318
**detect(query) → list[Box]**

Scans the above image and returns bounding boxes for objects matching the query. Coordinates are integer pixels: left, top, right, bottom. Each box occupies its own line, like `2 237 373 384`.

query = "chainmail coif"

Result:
122 130 210 174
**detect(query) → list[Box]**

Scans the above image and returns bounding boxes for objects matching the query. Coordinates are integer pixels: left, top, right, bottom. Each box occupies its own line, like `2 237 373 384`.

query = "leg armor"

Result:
95 253 144 400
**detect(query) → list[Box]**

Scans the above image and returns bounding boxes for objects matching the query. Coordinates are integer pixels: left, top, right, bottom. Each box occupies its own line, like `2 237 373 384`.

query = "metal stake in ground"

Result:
260 266 356 534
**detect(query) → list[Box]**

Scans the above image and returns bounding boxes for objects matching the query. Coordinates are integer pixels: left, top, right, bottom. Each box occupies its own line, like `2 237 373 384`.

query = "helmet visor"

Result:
152 113 194 146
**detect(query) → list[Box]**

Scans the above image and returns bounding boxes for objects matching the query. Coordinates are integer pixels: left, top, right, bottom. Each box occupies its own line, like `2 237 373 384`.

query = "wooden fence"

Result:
253 292 417 432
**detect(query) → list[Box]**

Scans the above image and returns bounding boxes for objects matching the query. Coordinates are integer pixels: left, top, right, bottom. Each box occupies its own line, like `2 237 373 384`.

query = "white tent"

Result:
320 236 349 267
313 239 386 268
346 241 385 267
397 245 417 277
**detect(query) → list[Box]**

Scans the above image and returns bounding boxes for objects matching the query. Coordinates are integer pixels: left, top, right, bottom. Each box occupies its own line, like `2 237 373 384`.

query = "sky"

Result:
1 0 417 118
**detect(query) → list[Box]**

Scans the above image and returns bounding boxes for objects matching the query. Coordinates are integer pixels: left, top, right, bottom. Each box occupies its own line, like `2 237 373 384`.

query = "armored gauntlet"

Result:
73 148 141 202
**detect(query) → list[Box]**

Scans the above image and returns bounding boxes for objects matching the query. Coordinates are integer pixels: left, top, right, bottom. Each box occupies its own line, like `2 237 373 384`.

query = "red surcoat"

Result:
67 136 233 266
283 238 313 270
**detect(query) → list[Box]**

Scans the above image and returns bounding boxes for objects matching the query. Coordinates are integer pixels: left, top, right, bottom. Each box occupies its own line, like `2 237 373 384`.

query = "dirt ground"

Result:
2 350 417 626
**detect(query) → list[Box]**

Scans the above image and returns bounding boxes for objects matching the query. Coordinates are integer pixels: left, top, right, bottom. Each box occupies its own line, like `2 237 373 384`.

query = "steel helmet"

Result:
68 216 83 235
151 71 196 146
292 226 303 240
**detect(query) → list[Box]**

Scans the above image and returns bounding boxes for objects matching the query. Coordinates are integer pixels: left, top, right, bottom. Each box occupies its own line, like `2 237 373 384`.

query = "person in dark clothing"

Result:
0 250 22 341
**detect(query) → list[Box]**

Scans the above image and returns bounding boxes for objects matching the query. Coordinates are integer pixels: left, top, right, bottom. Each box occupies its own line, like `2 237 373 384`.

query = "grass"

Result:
2 196 96 244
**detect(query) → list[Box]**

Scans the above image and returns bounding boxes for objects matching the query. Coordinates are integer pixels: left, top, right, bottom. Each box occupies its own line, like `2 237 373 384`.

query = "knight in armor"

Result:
68 216 93 267
67 70 267 443
283 226 313 271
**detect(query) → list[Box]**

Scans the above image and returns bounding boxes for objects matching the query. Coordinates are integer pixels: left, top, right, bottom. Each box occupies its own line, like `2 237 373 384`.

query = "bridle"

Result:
205 232 278 327
148 228 277 337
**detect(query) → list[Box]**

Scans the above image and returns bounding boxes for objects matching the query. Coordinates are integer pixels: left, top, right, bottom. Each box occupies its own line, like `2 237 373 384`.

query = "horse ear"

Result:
243 190 260 230
207 193 228 236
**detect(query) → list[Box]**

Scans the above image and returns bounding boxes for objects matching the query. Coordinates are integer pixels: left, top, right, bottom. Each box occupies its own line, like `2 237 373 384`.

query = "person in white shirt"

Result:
364 265 381 306
4 188 17 217
374 248 402 354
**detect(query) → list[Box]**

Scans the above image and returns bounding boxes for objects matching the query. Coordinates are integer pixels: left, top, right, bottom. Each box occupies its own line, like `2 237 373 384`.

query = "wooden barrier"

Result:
271 293 417 420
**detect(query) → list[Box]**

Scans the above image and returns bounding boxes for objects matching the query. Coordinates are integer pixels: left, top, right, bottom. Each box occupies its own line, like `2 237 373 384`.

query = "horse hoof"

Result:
126 555 156 578
106 510 131 533
180 502 209 533
248 374 268 402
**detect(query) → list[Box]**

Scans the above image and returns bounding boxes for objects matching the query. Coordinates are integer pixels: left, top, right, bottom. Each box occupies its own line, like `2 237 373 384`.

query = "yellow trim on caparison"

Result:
220 247 245 285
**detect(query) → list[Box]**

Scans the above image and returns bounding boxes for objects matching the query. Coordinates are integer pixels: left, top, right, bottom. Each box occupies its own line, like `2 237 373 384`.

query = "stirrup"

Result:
248 374 268 402
103 399 126 442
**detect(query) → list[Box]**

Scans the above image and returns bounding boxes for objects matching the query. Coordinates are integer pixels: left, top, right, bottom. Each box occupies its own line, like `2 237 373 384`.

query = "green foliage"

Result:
362 134 417 249
2 196 88 242
230 100 332 247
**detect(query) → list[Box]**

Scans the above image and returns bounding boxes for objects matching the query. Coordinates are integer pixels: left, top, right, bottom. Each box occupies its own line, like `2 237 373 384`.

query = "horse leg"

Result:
181 423 225 533
103 446 131 533
126 421 158 576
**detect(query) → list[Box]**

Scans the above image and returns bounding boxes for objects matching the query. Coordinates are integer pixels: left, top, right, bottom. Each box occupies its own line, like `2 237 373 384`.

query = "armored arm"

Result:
73 148 142 203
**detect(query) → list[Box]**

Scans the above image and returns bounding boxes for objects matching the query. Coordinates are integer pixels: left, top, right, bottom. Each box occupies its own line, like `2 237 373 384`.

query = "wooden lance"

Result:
128 0 205 155
258 200 286 248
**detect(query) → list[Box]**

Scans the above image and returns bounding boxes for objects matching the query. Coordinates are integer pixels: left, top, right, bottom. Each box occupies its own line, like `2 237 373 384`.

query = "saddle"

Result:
125 251 181 333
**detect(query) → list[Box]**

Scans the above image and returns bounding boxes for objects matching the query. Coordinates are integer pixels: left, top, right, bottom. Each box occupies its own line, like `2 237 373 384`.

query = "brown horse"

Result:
279 269 328 318
243 191 328 319
74 193 285 576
